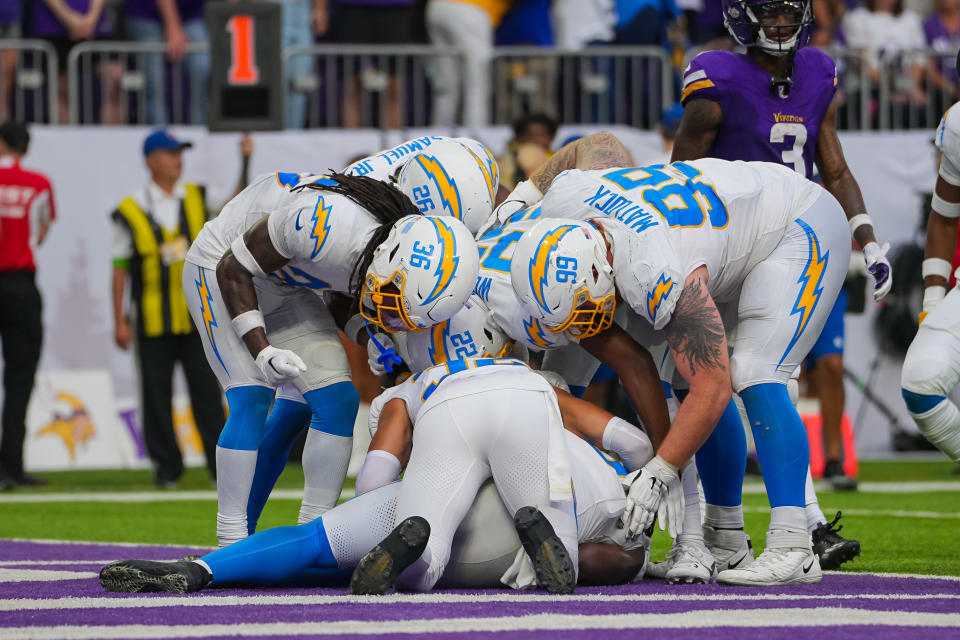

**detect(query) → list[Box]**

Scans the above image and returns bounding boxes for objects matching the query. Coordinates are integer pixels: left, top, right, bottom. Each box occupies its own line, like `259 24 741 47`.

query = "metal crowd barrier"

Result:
0 39 58 124
827 47 957 131
491 46 675 129
0 40 943 130
283 45 463 129
67 41 210 126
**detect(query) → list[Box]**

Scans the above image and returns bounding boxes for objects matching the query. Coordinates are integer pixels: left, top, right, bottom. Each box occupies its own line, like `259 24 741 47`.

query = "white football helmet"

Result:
361 215 479 333
510 218 616 340
424 295 515 365
397 139 499 235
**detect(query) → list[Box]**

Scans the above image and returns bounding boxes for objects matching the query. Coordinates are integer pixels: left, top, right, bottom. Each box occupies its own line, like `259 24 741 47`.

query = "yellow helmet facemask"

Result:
359 271 427 334
547 288 616 340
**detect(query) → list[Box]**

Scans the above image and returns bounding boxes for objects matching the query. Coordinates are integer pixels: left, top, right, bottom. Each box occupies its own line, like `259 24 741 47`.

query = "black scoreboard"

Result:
205 2 284 131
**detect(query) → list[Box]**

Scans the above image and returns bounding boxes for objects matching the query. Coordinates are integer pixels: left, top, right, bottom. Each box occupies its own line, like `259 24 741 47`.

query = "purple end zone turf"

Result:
2 539 959 639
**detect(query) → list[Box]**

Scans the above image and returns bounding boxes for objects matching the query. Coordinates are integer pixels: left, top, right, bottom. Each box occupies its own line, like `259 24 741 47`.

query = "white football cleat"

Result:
717 545 822 586
643 539 717 584
665 540 718 584
704 524 754 572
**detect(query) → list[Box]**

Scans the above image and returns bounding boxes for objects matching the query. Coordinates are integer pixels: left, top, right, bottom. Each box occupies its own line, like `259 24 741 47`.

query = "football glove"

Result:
255 345 307 385
864 241 892 301
621 455 679 539
366 330 401 375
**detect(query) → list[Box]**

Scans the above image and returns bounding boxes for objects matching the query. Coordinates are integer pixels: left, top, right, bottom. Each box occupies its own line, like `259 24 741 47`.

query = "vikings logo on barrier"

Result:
37 392 94 461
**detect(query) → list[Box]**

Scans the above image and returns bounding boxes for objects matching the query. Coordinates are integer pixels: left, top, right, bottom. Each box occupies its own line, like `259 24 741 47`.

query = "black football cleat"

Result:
514 506 575 594
812 511 861 570
350 516 430 595
99 559 211 594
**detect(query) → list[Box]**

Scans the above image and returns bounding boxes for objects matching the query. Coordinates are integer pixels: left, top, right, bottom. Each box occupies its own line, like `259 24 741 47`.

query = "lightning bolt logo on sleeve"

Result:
528 225 577 313
423 217 459 304
416 154 462 221
646 274 676 324
195 268 227 373
309 196 333 259
780 219 829 366
523 316 554 349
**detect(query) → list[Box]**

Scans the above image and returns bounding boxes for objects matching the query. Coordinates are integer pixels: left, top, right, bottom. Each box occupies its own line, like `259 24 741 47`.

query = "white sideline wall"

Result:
0 125 940 469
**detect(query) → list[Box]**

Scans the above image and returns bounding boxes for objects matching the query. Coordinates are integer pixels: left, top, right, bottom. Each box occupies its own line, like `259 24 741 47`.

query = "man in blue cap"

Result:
111 128 252 487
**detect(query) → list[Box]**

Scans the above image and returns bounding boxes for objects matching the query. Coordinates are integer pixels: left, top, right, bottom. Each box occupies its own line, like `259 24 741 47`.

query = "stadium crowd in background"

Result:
1 0 959 127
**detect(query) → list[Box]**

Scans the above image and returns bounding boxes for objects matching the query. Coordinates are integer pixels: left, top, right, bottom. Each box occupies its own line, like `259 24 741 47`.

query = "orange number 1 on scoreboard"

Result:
226 15 259 85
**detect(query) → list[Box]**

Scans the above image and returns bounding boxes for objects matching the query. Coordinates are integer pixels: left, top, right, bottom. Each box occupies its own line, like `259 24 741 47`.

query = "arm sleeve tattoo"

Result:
664 279 726 377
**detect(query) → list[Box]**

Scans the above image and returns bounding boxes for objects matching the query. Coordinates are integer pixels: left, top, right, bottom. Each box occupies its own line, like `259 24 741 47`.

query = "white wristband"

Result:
508 180 544 207
230 235 269 279
922 257 953 280
923 286 947 312
931 192 960 218
848 213 873 235
231 309 265 337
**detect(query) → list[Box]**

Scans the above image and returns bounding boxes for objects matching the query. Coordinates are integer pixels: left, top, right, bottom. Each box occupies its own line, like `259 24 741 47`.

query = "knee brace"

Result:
302 381 360 437
220 386 275 450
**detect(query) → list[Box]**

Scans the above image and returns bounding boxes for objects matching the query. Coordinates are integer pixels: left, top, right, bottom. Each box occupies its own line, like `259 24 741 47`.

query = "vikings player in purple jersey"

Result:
668 0 889 581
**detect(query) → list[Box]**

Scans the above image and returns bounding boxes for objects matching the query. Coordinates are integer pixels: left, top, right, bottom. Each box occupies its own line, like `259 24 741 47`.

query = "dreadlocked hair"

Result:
294 171 422 303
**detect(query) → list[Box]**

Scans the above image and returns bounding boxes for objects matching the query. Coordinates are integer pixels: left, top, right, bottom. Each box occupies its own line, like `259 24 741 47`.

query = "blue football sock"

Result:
695 397 747 507
203 516 337 585
219 386 274 451
246 398 312 534
740 383 809 508
303 381 360 437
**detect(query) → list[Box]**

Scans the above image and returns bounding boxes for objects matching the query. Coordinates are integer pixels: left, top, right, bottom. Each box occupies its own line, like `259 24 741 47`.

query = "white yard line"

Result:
0 489 329 503
0 569 97 582
741 506 960 519
2 608 960 639
0 481 956 504
741 481 960 494
2 591 959 612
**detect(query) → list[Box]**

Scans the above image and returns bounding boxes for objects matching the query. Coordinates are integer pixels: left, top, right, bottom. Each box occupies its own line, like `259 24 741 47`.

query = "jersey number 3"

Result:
770 123 807 178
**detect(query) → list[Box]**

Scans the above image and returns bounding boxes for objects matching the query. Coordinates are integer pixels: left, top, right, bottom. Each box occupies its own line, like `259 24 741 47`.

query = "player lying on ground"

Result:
99 365 654 594
504 136 851 585
901 94 960 463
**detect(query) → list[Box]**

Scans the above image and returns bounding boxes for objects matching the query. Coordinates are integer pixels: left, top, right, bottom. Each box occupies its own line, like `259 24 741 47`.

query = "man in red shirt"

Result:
0 122 55 490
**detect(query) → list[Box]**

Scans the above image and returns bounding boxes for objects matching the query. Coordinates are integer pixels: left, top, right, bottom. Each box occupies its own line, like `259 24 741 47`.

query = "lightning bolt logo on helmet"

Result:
428 320 451 365
523 315 554 349
780 219 828 366
465 145 499 203
309 196 333 259
647 274 676 324
415 154 462 221
529 225 579 313
423 217 460 305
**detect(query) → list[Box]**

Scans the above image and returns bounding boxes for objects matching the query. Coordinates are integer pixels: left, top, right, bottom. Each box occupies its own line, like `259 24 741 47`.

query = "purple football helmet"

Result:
722 0 813 56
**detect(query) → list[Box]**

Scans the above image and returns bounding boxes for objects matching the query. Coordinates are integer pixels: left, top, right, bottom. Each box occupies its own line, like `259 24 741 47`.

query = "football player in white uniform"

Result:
99 312 653 594
346 136 501 234
508 136 851 586
235 136 500 536
901 103 960 462
183 172 478 547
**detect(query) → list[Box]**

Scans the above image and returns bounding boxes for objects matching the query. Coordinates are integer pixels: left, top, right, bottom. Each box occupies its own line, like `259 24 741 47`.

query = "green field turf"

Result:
1 460 957 576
